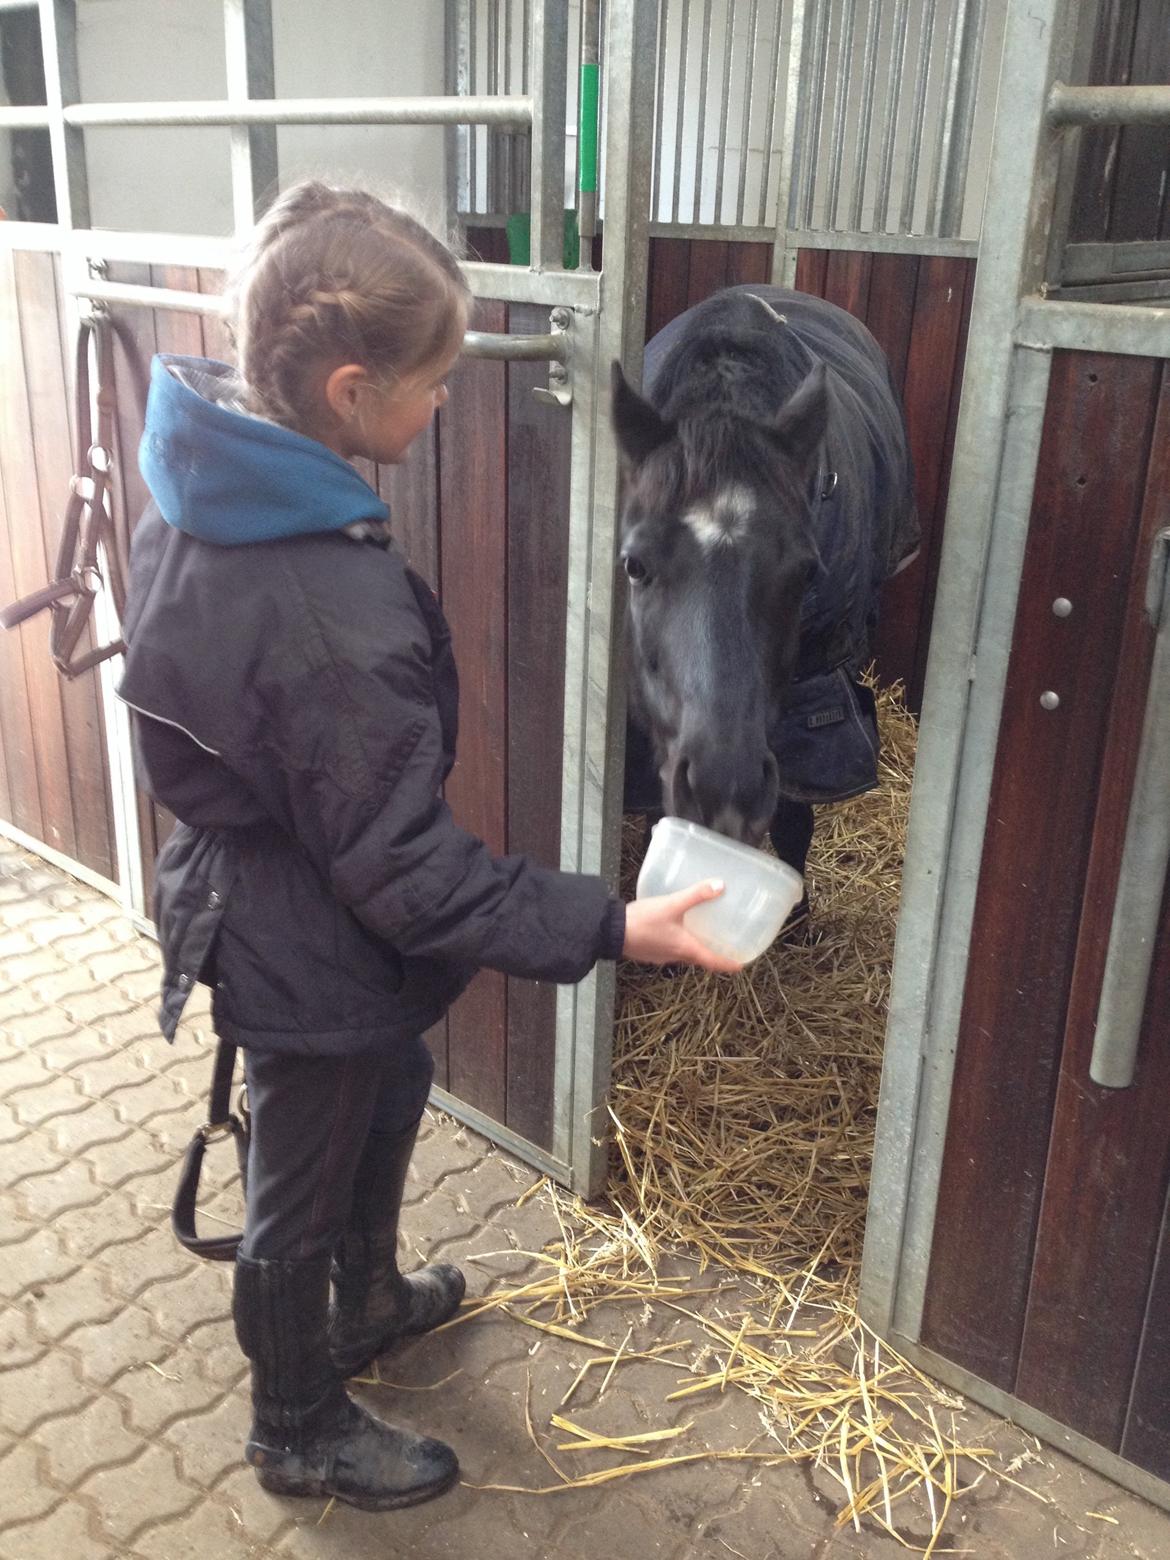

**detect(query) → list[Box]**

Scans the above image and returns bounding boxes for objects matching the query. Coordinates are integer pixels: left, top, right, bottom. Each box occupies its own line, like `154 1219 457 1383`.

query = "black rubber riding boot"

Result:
328 1116 466 1380
233 1252 458 1510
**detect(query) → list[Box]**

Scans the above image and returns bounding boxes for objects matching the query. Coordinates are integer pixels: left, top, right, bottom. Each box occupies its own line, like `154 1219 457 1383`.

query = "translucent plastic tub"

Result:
635 816 805 965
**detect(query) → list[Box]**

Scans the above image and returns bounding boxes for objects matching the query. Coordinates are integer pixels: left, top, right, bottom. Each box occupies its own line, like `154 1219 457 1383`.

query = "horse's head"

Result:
612 357 828 844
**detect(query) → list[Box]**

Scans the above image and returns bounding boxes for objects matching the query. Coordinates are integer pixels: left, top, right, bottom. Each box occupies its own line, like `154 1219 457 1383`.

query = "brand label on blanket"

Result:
807 705 846 729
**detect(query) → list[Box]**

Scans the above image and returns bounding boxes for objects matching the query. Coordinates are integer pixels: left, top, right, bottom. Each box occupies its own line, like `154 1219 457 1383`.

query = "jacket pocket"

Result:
153 825 237 1041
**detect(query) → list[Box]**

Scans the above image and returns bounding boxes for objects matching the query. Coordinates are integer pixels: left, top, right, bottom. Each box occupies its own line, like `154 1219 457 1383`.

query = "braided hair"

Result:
230 181 470 433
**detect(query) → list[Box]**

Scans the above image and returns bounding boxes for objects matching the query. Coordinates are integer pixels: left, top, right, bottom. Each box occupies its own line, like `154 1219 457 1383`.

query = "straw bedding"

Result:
453 683 1031 1550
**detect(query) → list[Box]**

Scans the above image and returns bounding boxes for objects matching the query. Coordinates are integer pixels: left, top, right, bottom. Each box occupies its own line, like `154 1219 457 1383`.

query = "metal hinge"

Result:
532 307 573 408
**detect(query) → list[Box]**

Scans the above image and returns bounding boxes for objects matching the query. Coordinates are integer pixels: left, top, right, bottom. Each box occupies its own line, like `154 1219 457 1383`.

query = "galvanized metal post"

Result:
529 0 569 270
848 0 884 232
671 0 692 224
930 0 986 238
36 0 88 227
860 0 1083 1339
824 0 858 230
770 0 808 284
223 0 278 233
756 0 784 229
899 0 939 234
554 0 659 1196
736 0 761 228
875 0 912 230
444 0 470 234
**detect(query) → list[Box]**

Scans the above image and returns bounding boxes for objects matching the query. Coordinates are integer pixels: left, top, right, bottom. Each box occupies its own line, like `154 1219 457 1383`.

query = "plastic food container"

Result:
635 816 805 965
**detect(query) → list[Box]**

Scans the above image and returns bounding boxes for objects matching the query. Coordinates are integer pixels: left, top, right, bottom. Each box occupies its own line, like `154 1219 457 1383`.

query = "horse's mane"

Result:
648 298 819 501
653 296 817 417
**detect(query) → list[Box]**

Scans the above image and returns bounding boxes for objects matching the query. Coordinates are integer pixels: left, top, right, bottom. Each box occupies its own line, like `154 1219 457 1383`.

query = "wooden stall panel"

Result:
378 417 449 1088
921 351 1163 1390
785 247 975 707
1125 1042 1170 1479
1013 365 1170 1449
439 299 509 1122
0 247 116 881
0 255 46 843
18 252 115 882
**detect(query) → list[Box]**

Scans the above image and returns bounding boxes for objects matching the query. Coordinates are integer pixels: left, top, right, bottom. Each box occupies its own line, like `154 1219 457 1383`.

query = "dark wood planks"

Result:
821 250 872 321
439 299 509 1121
645 237 692 340
1124 1112 1170 1479
16 251 115 882
0 247 80 867
921 350 1163 1389
1013 365 1170 1447
685 239 730 308
0 252 46 843
769 246 974 706
380 418 447 1088
725 242 771 287
504 304 572 1147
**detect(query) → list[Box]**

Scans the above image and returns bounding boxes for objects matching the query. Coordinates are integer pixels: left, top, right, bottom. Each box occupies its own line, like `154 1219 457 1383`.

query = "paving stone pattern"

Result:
2 845 1169 1558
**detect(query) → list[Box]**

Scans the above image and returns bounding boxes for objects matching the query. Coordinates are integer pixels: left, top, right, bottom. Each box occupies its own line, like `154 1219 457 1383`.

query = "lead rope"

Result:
0 310 131 677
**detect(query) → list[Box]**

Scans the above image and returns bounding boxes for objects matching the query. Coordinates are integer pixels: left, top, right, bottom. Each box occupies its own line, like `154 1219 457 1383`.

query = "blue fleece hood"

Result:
139 354 389 546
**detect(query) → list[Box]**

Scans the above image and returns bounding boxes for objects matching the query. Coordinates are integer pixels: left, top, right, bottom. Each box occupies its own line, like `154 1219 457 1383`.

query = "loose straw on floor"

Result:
442 683 1036 1551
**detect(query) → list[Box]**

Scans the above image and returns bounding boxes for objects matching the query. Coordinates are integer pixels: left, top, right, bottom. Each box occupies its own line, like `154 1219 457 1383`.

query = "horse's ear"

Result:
610 361 674 467
769 361 829 473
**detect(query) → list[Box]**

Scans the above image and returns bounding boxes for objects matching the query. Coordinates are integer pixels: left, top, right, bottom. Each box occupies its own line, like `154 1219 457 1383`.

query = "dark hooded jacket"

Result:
119 355 624 1056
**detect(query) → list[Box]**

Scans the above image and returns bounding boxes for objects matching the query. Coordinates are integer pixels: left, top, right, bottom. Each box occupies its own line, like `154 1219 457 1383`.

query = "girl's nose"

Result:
435 384 449 409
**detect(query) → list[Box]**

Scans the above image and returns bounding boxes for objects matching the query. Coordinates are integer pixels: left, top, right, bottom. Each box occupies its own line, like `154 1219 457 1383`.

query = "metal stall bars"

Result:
860 0 1170 1510
0 0 660 1196
772 0 992 284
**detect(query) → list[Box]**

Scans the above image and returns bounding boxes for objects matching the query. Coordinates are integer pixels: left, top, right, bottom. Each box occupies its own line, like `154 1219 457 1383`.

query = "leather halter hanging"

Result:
0 311 130 678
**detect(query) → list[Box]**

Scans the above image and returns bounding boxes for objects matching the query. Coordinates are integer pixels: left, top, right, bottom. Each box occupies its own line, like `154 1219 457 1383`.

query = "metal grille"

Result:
454 0 1002 245
787 0 997 242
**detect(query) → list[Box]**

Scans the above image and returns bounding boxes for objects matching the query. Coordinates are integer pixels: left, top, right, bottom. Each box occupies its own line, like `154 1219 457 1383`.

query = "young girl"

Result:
118 180 737 1515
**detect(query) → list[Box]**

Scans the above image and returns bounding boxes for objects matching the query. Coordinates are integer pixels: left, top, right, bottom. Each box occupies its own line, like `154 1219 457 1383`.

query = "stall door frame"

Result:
860 0 1170 1511
0 0 661 1196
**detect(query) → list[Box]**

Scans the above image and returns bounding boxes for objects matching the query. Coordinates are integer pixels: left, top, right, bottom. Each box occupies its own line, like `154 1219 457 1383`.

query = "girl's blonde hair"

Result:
231 180 471 431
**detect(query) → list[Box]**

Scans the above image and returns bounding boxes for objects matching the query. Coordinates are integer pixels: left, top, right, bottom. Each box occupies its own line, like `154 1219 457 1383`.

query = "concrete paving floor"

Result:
3 844 1170 1560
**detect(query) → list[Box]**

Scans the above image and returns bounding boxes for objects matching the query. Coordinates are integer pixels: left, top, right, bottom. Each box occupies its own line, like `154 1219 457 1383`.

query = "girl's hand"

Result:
622 880 744 974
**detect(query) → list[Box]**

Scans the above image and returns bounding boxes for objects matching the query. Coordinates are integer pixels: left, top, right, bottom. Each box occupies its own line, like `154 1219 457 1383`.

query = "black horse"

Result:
614 284 918 892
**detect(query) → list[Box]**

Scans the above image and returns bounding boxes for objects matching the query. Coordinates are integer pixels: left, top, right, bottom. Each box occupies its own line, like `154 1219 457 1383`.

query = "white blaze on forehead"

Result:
682 483 755 550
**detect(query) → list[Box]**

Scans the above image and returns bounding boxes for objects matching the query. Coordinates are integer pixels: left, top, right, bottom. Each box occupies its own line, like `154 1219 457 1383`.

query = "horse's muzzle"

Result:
661 740 779 846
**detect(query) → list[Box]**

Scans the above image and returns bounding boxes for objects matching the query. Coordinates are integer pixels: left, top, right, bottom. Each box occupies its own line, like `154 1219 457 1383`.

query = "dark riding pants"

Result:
240 1036 434 1262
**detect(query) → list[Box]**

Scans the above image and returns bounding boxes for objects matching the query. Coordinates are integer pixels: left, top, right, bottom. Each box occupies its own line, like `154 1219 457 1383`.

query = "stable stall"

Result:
2 0 1169 1511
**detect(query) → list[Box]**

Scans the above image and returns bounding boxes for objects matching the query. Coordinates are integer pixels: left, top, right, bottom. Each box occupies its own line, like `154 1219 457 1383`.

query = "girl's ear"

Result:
611 361 675 467
323 362 370 424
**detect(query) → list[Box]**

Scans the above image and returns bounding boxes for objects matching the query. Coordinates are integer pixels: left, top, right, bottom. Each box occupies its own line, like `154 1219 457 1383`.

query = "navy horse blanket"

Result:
623 284 919 811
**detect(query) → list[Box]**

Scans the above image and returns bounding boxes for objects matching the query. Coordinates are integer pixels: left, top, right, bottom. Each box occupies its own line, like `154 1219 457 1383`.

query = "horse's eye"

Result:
623 555 649 583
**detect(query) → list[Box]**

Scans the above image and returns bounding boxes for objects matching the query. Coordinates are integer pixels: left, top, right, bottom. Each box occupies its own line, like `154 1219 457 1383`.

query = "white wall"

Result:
76 0 445 236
